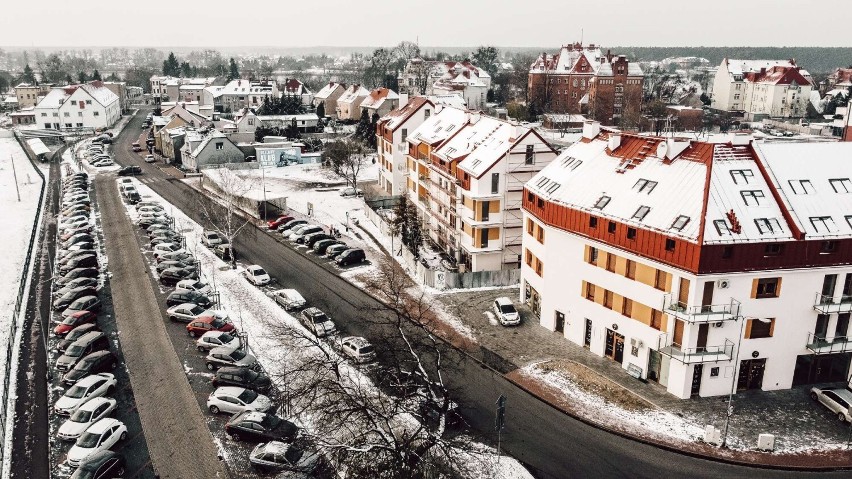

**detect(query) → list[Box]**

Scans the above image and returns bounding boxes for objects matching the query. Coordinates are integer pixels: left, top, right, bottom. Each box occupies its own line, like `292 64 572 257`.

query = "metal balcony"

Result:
657 336 734 364
813 293 852 314
663 295 740 324
806 332 852 355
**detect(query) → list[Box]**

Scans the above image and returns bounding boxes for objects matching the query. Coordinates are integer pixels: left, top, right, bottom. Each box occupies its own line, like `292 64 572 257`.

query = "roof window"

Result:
730 169 754 185
633 179 658 194
740 190 765 206
632 206 650 221
670 215 691 231
560 156 577 167
713 219 731 236
754 218 783 235
829 178 852 193
545 182 561 195
809 216 838 234
593 196 611 210
788 179 815 195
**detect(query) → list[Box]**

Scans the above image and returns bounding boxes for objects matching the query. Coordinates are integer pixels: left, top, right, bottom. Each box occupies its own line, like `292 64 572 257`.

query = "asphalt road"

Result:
113 108 848 479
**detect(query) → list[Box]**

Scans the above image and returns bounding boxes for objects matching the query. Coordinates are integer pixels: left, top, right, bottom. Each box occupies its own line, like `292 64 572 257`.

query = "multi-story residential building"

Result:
281 78 313 105
360 88 400 120
822 68 852 94
336 84 370 121
15 82 53 109
102 81 128 113
313 82 346 118
398 60 490 110
149 76 218 103
528 43 643 124
375 96 436 195
710 59 813 120
33 82 120 130
405 107 557 271
218 79 278 112
521 121 852 399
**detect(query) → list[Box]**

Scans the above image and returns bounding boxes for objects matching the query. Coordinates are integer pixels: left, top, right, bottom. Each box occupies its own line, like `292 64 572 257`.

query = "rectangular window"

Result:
525 249 533 267
401 128 407 142
810 216 838 234
85 99 91 105
525 145 535 165
650 309 662 330
585 282 595 301
63 112 70 117
626 227 637 240
665 239 676 251
714 219 731 236
526 219 534 235
589 216 598 228
740 190 765 206
215 142 224 150
587 246 598 265
93 111 99 116
621 298 633 317
603 290 613 309
730 169 754 184
746 318 774 339
654 269 666 290
625 260 636 279
536 226 544 244
607 221 616 234
670 215 690 231
605 253 616 272
755 278 780 298
764 243 783 256
829 178 852 193
633 179 658 194
593 196 611 209
491 173 499 194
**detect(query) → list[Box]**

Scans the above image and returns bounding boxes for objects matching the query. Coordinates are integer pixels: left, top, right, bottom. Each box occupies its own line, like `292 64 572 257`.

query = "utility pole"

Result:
10 155 21 201
495 394 507 463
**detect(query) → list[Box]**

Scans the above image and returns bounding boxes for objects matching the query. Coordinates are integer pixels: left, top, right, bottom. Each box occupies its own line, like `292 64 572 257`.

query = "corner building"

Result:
522 121 852 398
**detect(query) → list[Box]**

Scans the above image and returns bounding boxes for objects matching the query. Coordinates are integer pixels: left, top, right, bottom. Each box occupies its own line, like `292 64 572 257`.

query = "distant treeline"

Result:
609 47 852 73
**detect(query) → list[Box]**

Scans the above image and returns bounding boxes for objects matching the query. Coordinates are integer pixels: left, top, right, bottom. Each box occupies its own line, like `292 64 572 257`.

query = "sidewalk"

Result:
434 286 852 468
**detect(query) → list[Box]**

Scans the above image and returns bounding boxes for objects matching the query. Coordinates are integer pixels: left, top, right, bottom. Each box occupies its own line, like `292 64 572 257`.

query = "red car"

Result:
186 314 235 337
266 215 294 230
54 310 97 336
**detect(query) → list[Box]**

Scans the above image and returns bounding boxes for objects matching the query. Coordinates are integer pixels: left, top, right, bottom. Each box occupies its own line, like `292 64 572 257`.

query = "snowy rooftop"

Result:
314 82 344 100
379 96 433 132
407 106 469 146
360 88 399 110
338 85 370 104
442 117 528 178
79 82 120 106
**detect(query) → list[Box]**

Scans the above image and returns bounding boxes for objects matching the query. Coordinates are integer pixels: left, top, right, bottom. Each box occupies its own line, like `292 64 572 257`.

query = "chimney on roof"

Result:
608 132 621 151
399 93 409 109
582 120 601 140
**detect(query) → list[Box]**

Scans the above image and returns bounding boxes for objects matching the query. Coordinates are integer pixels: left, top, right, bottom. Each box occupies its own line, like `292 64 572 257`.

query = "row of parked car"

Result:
266 215 366 267
52 169 129 478
79 138 115 168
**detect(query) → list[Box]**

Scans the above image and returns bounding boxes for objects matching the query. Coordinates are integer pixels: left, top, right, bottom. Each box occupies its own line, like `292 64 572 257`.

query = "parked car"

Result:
305 232 334 248
58 244 94 258
126 191 142 204
339 336 376 364
166 290 212 308
136 200 160 211
270 289 305 311
325 244 349 259
53 286 98 311
144 154 156 163
249 441 320 474
166 303 209 323
151 235 183 248
117 166 142 176
54 310 97 336
56 324 100 353
62 233 94 248
92 159 114 167
299 308 336 337
131 142 142 152
810 387 852 422
336 248 366 267
155 261 195 276
207 387 274 415
313 239 343 255
214 243 234 261
196 331 239 352
54 278 97 298
66 418 127 467
206 345 257 370
201 230 223 247
290 225 323 243
339 187 363 197
279 219 307 233
267 215 294 230
56 267 99 287
54 373 116 416
187 314 235 338
55 331 109 372
152 242 182 258
244 265 271 286
212 367 271 393
59 255 99 275
62 296 102 318
137 205 164 215
225 411 297 443
57 397 117 441
63 351 119 385
175 279 211 295
69 450 125 479
157 250 194 264
159 267 197 286
492 297 521 326
137 215 168 228
58 250 95 267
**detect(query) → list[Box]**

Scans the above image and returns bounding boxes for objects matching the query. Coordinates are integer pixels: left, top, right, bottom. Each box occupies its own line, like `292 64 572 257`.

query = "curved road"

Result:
117 109 844 479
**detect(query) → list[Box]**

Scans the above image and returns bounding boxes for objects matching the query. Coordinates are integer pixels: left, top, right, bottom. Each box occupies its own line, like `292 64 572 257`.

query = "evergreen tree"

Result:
77 71 88 83
91 69 102 81
316 101 325 119
228 58 240 81
64 73 74 85
21 63 35 84
162 52 180 76
284 117 301 140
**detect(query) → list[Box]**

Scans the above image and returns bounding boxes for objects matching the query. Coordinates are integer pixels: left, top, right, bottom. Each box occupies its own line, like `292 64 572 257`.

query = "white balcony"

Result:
657 335 734 364
807 332 852 355
813 293 852 315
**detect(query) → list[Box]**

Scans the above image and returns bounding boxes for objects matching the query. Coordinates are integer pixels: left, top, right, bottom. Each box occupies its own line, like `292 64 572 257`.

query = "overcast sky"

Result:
2 0 850 48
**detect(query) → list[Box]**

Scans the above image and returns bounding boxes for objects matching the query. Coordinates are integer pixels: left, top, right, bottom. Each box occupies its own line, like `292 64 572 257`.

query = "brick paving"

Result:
97 174 227 479
437 286 852 455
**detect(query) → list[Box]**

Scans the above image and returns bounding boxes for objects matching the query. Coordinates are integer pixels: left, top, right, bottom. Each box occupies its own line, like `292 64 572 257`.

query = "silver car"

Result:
810 387 852 422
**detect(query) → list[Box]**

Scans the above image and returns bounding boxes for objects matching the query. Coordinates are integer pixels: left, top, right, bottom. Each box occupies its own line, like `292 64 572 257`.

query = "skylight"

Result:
713 219 731 235
593 196 611 210
788 179 815 195
632 206 651 221
754 218 783 235
730 169 754 185
810 216 838 234
829 178 852 193
740 190 765 206
545 182 561 194
670 215 691 231
633 179 658 194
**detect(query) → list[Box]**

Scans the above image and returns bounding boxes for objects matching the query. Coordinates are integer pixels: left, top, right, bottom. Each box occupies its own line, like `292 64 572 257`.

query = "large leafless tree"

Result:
197 168 256 268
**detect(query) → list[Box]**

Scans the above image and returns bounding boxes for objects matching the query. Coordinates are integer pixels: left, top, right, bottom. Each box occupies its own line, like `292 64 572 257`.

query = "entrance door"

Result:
584 319 592 347
605 329 625 363
696 323 709 352
673 320 685 348
648 350 662 383
701 281 714 312
605 329 615 357
555 311 565 334
691 364 704 396
614 335 625 363
737 358 766 391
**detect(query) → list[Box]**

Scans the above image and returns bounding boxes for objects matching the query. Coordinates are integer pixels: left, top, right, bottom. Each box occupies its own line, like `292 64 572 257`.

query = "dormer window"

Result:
713 219 731 235
754 218 783 235
810 216 838 234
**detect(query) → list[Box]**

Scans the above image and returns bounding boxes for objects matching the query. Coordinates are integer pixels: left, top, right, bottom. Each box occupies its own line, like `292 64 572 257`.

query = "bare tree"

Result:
324 139 367 189
197 168 256 268
259 259 497 478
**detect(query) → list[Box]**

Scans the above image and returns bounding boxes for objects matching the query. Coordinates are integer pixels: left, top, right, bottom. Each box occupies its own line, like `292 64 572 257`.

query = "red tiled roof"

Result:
744 66 811 86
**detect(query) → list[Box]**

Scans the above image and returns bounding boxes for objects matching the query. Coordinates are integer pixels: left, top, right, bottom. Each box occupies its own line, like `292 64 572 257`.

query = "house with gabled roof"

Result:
360 88 400 120
711 59 813 120
33 81 120 130
522 120 852 399
180 130 245 172
281 78 313 105
313 82 346 118
336 84 370 121
375 96 435 195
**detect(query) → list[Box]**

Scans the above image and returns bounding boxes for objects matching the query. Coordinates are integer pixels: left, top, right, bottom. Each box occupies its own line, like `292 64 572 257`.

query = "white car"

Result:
270 289 305 310
67 418 127 467
244 265 270 286
175 279 211 295
201 230 223 247
92 159 115 167
54 373 116 416
289 225 322 243
196 330 239 352
152 242 183 258
492 297 521 326
339 187 363 197
144 154 156 163
340 336 376 364
134 200 159 210
166 303 209 323
207 386 274 415
810 387 852 422
205 345 257 370
300 307 336 337
117 178 133 186
249 441 321 474
57 397 117 441
137 205 164 215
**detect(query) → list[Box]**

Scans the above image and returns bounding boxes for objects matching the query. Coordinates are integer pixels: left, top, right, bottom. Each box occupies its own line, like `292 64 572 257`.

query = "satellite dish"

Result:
656 141 668 159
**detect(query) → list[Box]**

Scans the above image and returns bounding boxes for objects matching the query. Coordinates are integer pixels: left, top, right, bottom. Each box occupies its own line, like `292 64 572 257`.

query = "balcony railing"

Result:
806 332 852 355
663 295 740 324
657 336 734 364
813 293 852 314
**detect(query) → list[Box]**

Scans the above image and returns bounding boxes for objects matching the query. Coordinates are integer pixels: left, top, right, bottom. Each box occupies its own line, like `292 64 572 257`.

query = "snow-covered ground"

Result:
125 178 532 479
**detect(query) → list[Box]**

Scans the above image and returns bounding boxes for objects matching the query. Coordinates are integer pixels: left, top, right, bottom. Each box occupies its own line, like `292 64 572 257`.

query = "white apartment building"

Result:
398 59 491 110
33 82 120 130
150 76 217 103
406 107 557 272
376 96 436 195
711 59 813 120
218 79 278 112
521 122 852 399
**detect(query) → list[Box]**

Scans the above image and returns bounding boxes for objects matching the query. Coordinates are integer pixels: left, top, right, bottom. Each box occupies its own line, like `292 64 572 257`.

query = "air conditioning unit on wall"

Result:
717 279 730 289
